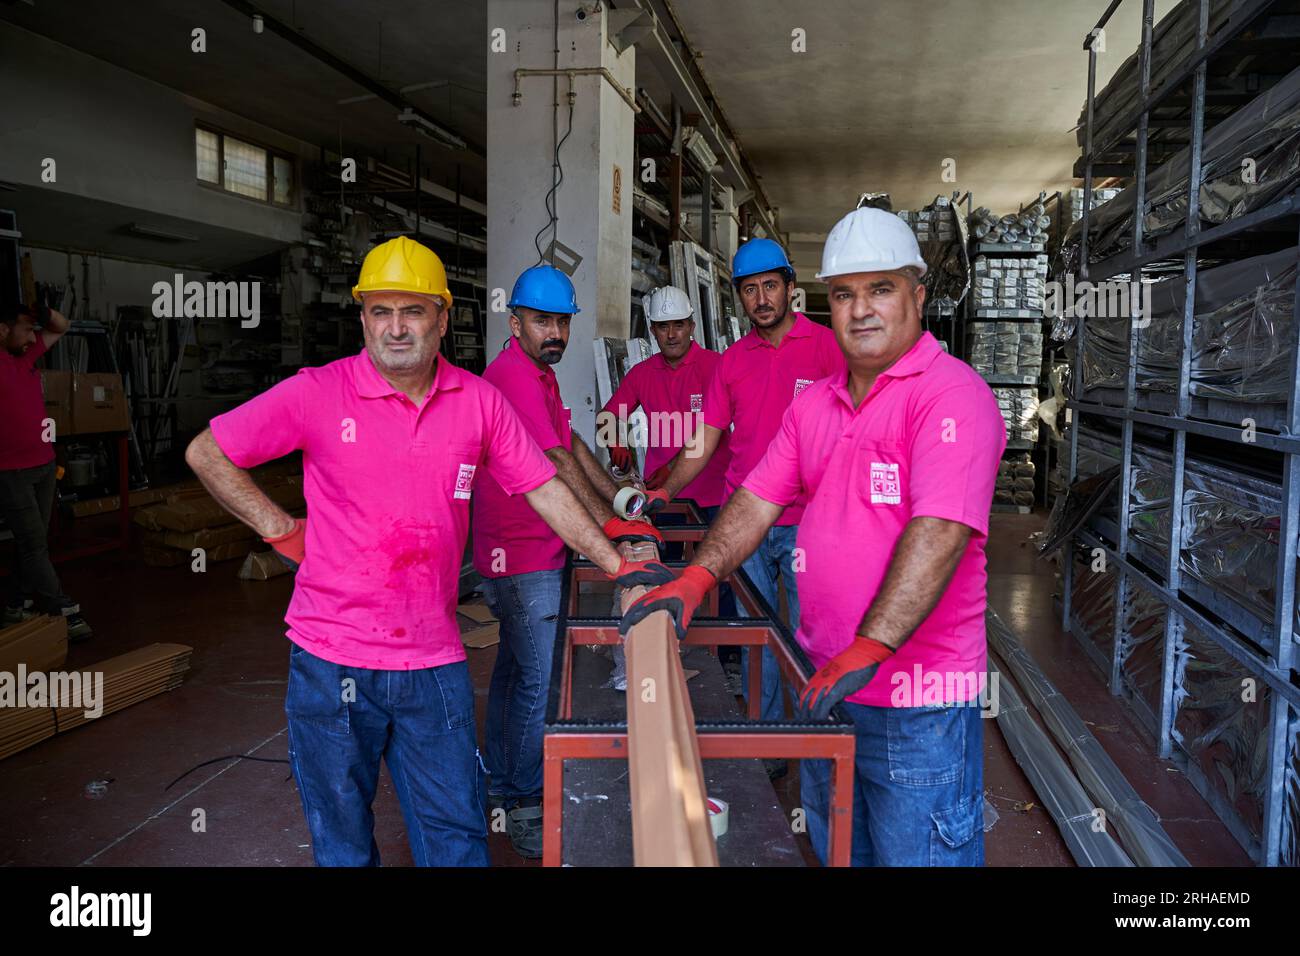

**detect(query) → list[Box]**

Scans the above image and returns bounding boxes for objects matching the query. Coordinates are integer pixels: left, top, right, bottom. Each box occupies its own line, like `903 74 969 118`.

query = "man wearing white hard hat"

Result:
602 286 732 517
636 241 845 779
622 208 1005 866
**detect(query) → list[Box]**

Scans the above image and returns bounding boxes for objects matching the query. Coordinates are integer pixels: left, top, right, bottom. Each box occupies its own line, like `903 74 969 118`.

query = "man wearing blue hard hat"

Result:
636 238 845 776
472 262 662 857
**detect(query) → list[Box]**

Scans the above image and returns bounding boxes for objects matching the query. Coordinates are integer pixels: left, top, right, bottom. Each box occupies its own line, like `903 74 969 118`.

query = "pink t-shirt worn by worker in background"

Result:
210 351 556 670
473 336 573 578
603 340 731 508
743 332 1006 707
1 336 55 471
703 312 845 525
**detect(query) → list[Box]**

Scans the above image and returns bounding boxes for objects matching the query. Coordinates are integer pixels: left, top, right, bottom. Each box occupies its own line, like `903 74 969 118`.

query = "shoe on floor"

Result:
763 758 788 781
3 605 36 626
65 614 93 643
506 803 544 859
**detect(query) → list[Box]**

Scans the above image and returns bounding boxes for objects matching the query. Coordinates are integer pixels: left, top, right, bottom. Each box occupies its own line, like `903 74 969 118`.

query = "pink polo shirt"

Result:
603 341 731 508
1 337 55 471
704 312 845 525
743 332 1006 706
473 337 573 578
209 351 556 670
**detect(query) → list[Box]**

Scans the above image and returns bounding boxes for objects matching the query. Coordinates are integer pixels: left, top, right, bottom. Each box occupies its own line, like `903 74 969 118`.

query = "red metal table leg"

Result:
542 744 564 866
826 748 855 867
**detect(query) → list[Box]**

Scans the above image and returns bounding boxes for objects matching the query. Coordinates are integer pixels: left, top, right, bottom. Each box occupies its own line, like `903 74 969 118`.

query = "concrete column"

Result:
486 0 636 445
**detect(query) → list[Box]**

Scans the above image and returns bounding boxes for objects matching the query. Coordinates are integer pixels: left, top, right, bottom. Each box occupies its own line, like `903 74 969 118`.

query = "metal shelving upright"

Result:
1063 0 1300 866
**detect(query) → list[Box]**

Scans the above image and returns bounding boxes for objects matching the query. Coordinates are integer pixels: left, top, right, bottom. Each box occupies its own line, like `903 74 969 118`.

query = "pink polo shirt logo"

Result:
454 463 477 500
690 393 703 412
794 378 815 398
870 461 901 505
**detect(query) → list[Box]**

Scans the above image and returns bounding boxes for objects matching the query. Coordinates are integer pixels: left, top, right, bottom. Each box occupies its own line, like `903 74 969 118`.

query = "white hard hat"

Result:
816 207 928 281
644 285 693 323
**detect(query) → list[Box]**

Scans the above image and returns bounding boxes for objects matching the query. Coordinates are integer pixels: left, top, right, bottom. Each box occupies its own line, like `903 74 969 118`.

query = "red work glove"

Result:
263 517 306 570
608 557 676 589
642 487 672 516
619 565 717 640
796 637 895 720
645 464 672 490
603 516 664 545
608 443 633 473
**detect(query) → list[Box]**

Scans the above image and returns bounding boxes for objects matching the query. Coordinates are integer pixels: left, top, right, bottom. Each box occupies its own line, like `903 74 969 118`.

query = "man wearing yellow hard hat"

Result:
185 236 673 866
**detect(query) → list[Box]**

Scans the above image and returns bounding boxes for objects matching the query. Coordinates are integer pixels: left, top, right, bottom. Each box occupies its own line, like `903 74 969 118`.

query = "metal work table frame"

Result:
542 500 857 867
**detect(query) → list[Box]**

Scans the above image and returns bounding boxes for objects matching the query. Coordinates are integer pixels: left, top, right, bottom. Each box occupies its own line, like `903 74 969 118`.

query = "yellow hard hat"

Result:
351 236 453 307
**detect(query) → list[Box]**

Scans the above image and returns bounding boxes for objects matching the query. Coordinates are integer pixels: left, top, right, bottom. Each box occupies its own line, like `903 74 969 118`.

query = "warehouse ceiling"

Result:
0 0 488 198
4 0 1183 277
663 0 1180 272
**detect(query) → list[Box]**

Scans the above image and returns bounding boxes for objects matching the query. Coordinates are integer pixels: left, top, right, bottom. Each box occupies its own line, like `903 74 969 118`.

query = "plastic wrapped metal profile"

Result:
1072 246 1298 405
987 609 1189 866
1073 425 1289 633
988 659 1134 866
1062 61 1300 268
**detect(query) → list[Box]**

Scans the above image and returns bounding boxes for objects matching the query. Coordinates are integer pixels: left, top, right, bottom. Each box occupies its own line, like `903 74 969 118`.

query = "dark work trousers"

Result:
0 461 67 613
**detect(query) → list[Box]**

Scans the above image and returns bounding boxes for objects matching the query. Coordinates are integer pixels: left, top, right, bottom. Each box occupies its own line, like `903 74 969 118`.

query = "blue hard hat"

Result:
507 264 581 314
732 238 794 285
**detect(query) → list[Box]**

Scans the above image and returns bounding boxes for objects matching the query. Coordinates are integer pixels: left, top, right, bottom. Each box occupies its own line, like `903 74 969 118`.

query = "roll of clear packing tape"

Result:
613 485 646 520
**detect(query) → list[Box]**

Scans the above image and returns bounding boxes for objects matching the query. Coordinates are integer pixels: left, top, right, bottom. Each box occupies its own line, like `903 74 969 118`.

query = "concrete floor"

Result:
0 511 1250 866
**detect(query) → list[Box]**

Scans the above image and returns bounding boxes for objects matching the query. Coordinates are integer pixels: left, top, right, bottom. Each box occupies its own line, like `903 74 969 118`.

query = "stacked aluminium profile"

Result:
1061 0 1300 866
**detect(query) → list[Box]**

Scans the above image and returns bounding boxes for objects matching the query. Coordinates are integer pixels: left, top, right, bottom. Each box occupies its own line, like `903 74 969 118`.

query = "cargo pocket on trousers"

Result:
929 795 982 866
285 643 352 736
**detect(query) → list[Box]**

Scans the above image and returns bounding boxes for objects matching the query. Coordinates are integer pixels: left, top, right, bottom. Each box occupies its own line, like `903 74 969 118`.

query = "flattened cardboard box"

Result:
238 549 292 580
0 615 69 673
135 476 303 532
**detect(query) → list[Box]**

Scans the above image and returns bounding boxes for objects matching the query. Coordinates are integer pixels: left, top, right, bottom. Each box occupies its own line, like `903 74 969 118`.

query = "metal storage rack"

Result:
1064 0 1300 866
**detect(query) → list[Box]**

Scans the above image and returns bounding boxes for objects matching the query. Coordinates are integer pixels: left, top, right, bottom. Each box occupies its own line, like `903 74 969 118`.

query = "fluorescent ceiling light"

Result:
127 223 200 242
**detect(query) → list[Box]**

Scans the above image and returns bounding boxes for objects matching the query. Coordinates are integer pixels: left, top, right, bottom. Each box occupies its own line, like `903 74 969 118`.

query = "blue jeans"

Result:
480 569 563 803
801 701 985 867
739 523 801 721
285 643 488 867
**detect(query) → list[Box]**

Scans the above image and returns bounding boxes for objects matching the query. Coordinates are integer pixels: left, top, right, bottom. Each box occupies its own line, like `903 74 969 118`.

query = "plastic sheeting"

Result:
987 608 1189 865
1070 545 1118 661
1076 246 1298 404
1284 712 1300 866
1076 0 1238 152
1173 622 1272 846
988 660 1134 867
1062 61 1300 269
1074 426 1288 635
1117 579 1177 725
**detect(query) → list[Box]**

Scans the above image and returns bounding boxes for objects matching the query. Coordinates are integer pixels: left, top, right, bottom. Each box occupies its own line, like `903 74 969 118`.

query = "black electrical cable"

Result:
164 754 291 792
533 98 575 265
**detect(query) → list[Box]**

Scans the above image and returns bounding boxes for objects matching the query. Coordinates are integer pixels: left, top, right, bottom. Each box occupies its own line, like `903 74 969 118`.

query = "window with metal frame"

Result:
194 125 295 207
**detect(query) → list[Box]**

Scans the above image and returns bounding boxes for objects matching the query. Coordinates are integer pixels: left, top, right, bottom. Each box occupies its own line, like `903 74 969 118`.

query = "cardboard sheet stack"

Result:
134 466 303 567
1 641 191 761
996 453 1037 508
967 322 1043 382
972 255 1049 313
994 387 1040 444
0 614 68 675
